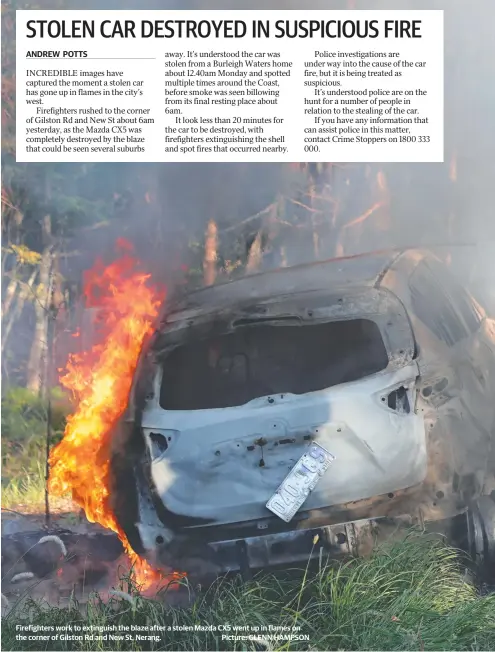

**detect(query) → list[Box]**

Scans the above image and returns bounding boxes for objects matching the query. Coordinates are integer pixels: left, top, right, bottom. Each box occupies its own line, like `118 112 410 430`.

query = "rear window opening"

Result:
160 319 388 411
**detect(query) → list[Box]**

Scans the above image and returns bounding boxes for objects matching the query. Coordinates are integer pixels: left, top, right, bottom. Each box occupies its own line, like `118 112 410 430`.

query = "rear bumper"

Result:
208 518 388 573
158 515 424 578
152 514 418 578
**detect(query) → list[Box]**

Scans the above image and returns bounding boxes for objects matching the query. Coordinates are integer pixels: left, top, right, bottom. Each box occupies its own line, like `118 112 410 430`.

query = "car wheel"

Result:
465 495 495 584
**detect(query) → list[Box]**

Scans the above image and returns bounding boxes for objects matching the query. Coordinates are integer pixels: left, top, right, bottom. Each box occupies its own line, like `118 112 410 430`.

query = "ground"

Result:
1 506 495 651
2 389 495 651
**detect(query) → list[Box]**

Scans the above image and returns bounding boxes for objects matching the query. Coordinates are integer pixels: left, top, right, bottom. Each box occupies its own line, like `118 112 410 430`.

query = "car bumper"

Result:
206 516 411 574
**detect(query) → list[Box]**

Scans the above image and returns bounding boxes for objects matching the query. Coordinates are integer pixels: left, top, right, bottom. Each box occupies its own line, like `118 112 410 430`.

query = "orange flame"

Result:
48 243 173 589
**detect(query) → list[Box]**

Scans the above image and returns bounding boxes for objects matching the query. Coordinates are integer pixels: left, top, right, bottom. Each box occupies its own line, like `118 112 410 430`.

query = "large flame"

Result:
48 242 172 589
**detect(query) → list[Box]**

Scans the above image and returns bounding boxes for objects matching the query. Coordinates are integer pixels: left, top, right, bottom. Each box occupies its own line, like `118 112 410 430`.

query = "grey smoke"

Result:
30 1 495 309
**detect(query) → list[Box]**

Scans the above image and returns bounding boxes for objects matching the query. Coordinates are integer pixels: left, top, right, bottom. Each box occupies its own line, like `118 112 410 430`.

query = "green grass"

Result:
2 534 494 651
1 386 69 511
1 461 46 510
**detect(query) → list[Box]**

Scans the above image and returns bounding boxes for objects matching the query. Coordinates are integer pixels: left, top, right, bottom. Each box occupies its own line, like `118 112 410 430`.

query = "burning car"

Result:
110 248 495 582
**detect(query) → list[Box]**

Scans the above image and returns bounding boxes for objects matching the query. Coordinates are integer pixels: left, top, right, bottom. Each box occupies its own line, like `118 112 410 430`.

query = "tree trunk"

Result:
245 230 263 274
26 216 52 394
203 219 218 287
309 184 320 260
2 274 18 319
373 168 391 232
1 269 37 354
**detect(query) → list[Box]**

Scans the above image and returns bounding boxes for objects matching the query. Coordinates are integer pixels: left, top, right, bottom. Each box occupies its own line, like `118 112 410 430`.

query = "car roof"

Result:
168 249 407 315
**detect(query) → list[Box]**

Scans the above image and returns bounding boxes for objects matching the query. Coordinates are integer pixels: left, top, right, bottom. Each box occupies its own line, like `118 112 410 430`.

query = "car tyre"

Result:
465 495 495 585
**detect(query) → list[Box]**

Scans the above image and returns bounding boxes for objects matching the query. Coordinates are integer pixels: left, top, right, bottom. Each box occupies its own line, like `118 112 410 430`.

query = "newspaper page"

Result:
2 2 495 652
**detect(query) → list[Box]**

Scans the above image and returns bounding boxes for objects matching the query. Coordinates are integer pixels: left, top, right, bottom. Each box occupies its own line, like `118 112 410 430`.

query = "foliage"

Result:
8 243 42 266
1 386 68 486
1 534 494 651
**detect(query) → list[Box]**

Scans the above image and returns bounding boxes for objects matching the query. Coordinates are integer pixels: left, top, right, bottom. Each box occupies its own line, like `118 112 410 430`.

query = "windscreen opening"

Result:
160 319 388 410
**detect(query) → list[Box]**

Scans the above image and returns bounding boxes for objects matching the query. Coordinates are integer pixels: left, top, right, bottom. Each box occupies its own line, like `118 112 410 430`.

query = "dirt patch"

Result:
1 511 192 613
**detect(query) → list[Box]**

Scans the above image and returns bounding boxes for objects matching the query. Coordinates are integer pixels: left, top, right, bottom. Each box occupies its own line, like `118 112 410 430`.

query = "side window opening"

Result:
410 259 482 347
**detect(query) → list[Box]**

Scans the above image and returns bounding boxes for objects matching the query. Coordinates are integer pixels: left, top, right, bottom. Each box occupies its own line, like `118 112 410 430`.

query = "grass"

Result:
1 461 46 511
1 386 68 511
2 534 494 651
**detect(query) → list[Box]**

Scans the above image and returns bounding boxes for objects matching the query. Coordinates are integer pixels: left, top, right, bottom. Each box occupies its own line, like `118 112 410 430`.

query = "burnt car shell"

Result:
111 249 495 575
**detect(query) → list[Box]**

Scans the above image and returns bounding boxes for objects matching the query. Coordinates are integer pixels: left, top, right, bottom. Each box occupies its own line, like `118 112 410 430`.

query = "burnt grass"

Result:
2 533 495 651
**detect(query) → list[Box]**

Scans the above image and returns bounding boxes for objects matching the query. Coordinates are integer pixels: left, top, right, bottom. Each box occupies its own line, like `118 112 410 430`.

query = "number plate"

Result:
266 443 335 522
